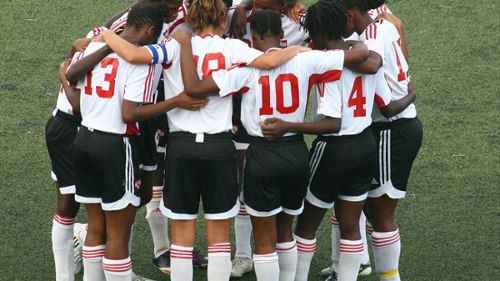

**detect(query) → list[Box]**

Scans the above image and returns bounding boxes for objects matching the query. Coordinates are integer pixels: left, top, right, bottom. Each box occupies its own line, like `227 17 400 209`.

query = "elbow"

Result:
122 111 135 123
262 61 277 70
380 107 395 118
364 65 379 74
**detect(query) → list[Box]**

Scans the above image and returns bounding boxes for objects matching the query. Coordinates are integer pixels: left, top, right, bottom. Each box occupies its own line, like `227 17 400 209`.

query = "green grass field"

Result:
0 0 498 280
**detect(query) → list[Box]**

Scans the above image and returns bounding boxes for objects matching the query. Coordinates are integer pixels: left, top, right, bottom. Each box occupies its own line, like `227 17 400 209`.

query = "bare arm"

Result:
96 30 152 64
66 45 113 83
178 36 220 97
249 45 311 70
347 50 382 74
260 117 341 141
230 0 253 38
58 60 80 112
343 41 370 67
67 38 91 59
379 81 416 117
122 92 208 123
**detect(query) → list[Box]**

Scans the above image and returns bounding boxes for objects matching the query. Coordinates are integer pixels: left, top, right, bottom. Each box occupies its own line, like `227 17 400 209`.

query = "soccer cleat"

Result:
320 266 334 277
230 256 253 278
152 250 171 274
193 248 208 267
73 223 84 274
325 271 338 281
358 263 372 276
132 271 157 281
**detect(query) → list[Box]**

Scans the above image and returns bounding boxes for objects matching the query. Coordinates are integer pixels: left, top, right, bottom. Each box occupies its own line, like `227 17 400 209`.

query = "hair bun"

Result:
367 0 385 9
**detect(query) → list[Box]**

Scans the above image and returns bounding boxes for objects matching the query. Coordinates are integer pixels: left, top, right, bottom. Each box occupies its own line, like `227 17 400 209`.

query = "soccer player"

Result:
223 1 310 277
175 9 373 281
64 4 203 280
46 28 106 281
338 0 423 280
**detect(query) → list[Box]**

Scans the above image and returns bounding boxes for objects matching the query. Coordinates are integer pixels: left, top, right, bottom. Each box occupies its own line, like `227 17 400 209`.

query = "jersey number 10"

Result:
258 73 300 115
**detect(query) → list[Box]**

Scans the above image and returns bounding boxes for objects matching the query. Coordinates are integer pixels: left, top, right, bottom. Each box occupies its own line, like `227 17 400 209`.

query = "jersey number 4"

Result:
348 76 366 117
259 73 299 115
84 58 119 99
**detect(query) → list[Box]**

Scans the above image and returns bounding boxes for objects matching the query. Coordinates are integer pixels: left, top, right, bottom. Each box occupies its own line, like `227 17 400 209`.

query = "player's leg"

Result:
335 199 365 281
276 212 298 281
170 219 196 281
205 219 232 281
250 215 279 281
82 204 107 281
367 118 422 281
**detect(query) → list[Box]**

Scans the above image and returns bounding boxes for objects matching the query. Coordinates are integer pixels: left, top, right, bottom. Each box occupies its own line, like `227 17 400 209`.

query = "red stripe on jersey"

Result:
110 17 127 33
374 93 387 108
224 86 250 98
126 123 140 136
143 64 154 103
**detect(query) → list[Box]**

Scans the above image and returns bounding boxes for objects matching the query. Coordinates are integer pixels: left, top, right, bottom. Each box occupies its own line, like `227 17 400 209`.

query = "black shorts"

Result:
307 129 377 208
131 119 157 172
161 132 239 220
45 110 81 194
243 135 309 217
74 127 140 210
369 117 423 199
232 93 251 146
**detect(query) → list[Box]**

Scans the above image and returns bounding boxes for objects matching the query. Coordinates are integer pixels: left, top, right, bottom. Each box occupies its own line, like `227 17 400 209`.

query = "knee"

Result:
56 198 79 218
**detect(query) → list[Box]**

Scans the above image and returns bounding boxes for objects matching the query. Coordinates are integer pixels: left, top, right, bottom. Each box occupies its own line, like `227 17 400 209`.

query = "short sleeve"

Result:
374 71 392 108
229 39 263 66
85 27 109 40
124 64 156 103
212 66 254 98
316 82 342 118
362 22 386 65
146 38 179 65
301 50 344 84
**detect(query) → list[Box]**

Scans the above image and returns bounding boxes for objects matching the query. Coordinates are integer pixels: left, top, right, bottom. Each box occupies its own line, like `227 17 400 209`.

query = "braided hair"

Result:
250 10 282 40
127 2 167 39
303 0 347 41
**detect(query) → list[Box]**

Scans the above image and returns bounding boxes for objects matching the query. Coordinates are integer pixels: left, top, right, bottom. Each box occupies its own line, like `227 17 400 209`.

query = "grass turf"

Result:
0 0 498 280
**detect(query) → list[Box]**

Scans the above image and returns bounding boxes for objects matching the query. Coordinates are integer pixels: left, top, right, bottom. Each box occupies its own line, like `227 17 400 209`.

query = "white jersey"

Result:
76 42 156 134
314 69 392 136
54 27 107 116
150 35 262 134
212 49 344 138
361 19 415 122
224 8 310 48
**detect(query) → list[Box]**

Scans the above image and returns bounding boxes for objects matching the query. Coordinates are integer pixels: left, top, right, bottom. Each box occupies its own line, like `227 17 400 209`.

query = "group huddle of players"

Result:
45 0 422 280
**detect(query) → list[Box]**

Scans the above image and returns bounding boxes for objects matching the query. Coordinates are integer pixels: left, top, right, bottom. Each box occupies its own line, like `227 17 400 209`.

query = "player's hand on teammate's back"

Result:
72 38 92 52
229 6 247 38
261 118 288 141
172 28 192 44
175 91 208 111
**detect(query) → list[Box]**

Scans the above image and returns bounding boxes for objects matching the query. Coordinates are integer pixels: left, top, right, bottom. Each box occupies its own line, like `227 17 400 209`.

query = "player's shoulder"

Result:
364 19 396 40
85 27 108 40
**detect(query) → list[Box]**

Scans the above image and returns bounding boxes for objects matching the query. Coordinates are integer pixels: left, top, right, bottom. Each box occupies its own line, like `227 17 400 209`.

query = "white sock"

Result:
276 240 297 281
102 256 132 281
294 234 316 281
235 205 252 258
146 196 170 257
170 244 193 281
207 243 231 280
330 213 340 272
253 252 279 281
366 221 374 237
52 214 75 281
338 239 364 281
371 230 401 281
359 213 370 265
82 245 106 281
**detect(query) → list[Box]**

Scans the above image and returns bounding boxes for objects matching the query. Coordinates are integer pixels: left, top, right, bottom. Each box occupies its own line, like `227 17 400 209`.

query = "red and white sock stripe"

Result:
238 204 249 216
295 235 317 253
330 213 339 226
152 186 163 201
170 245 193 260
366 222 374 236
82 245 106 260
53 214 76 226
339 239 364 254
276 240 297 253
208 243 231 257
102 257 132 274
371 230 400 248
253 252 279 264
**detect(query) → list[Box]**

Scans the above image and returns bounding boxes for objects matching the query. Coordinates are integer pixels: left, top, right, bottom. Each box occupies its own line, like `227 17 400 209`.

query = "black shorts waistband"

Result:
167 131 232 143
81 126 125 137
248 134 304 144
371 117 417 130
316 128 370 143
56 110 82 126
